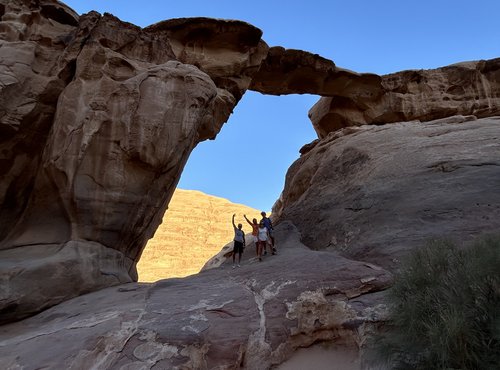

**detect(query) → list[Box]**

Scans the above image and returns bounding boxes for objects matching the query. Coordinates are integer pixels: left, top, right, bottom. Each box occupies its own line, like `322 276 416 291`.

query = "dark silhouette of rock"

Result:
249 46 382 98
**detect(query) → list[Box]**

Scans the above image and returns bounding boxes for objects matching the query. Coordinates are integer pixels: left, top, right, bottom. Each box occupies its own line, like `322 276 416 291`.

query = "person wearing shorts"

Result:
232 214 245 268
244 214 259 257
257 221 269 261
260 211 276 254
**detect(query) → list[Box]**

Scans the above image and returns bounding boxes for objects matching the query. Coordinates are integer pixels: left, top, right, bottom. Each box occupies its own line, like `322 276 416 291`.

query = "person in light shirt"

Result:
257 220 269 261
231 214 245 268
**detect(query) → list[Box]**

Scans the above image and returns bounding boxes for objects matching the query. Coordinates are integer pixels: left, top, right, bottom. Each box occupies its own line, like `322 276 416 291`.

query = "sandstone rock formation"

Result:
144 17 269 140
137 188 260 282
273 116 500 270
1 0 500 367
0 0 267 323
310 59 500 138
249 46 382 98
0 222 392 369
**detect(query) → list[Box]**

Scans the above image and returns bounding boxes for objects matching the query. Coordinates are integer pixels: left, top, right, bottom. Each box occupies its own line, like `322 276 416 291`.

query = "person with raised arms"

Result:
231 214 245 268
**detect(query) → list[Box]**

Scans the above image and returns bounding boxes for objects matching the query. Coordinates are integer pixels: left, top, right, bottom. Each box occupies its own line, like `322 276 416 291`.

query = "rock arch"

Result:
1 0 500 324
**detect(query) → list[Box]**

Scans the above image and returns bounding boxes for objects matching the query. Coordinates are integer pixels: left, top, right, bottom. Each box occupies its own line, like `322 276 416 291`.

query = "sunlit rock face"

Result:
273 115 500 270
0 0 267 323
310 59 500 138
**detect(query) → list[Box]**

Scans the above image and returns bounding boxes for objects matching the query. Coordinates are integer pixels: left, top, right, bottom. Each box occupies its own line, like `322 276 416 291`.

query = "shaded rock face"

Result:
310 59 500 138
0 0 267 323
273 116 500 270
0 0 80 243
249 46 382 99
0 223 392 370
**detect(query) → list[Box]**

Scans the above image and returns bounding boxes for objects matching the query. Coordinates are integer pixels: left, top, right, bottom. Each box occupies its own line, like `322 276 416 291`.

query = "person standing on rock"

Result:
257 220 270 261
232 214 245 268
244 214 259 257
260 211 276 254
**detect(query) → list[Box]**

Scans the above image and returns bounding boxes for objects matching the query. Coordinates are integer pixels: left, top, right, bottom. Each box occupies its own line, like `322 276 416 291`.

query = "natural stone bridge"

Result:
1 0 499 324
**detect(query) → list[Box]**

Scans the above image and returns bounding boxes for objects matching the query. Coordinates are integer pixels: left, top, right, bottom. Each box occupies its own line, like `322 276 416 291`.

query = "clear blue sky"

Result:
64 1 500 211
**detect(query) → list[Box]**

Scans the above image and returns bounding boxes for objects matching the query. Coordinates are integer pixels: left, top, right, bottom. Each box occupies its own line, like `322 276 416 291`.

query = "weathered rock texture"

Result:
0 0 267 323
137 189 260 282
273 116 500 270
2 0 500 367
144 17 269 140
310 59 500 138
0 223 391 370
249 46 382 99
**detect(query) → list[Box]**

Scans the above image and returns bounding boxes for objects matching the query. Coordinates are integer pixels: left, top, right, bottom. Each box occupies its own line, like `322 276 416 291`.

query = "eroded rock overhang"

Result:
0 0 271 323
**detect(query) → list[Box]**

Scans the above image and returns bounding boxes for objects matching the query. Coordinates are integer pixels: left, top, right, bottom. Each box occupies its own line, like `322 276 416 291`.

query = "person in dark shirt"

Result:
260 211 276 254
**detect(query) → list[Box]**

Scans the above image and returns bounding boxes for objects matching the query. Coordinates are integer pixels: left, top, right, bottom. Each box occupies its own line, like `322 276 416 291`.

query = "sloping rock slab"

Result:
0 222 391 369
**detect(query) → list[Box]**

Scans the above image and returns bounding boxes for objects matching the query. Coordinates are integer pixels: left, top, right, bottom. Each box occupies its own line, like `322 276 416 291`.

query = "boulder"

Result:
273 116 500 270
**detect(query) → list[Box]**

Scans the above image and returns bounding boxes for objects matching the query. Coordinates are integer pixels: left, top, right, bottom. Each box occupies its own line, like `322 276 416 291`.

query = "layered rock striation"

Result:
273 115 500 270
310 59 500 138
